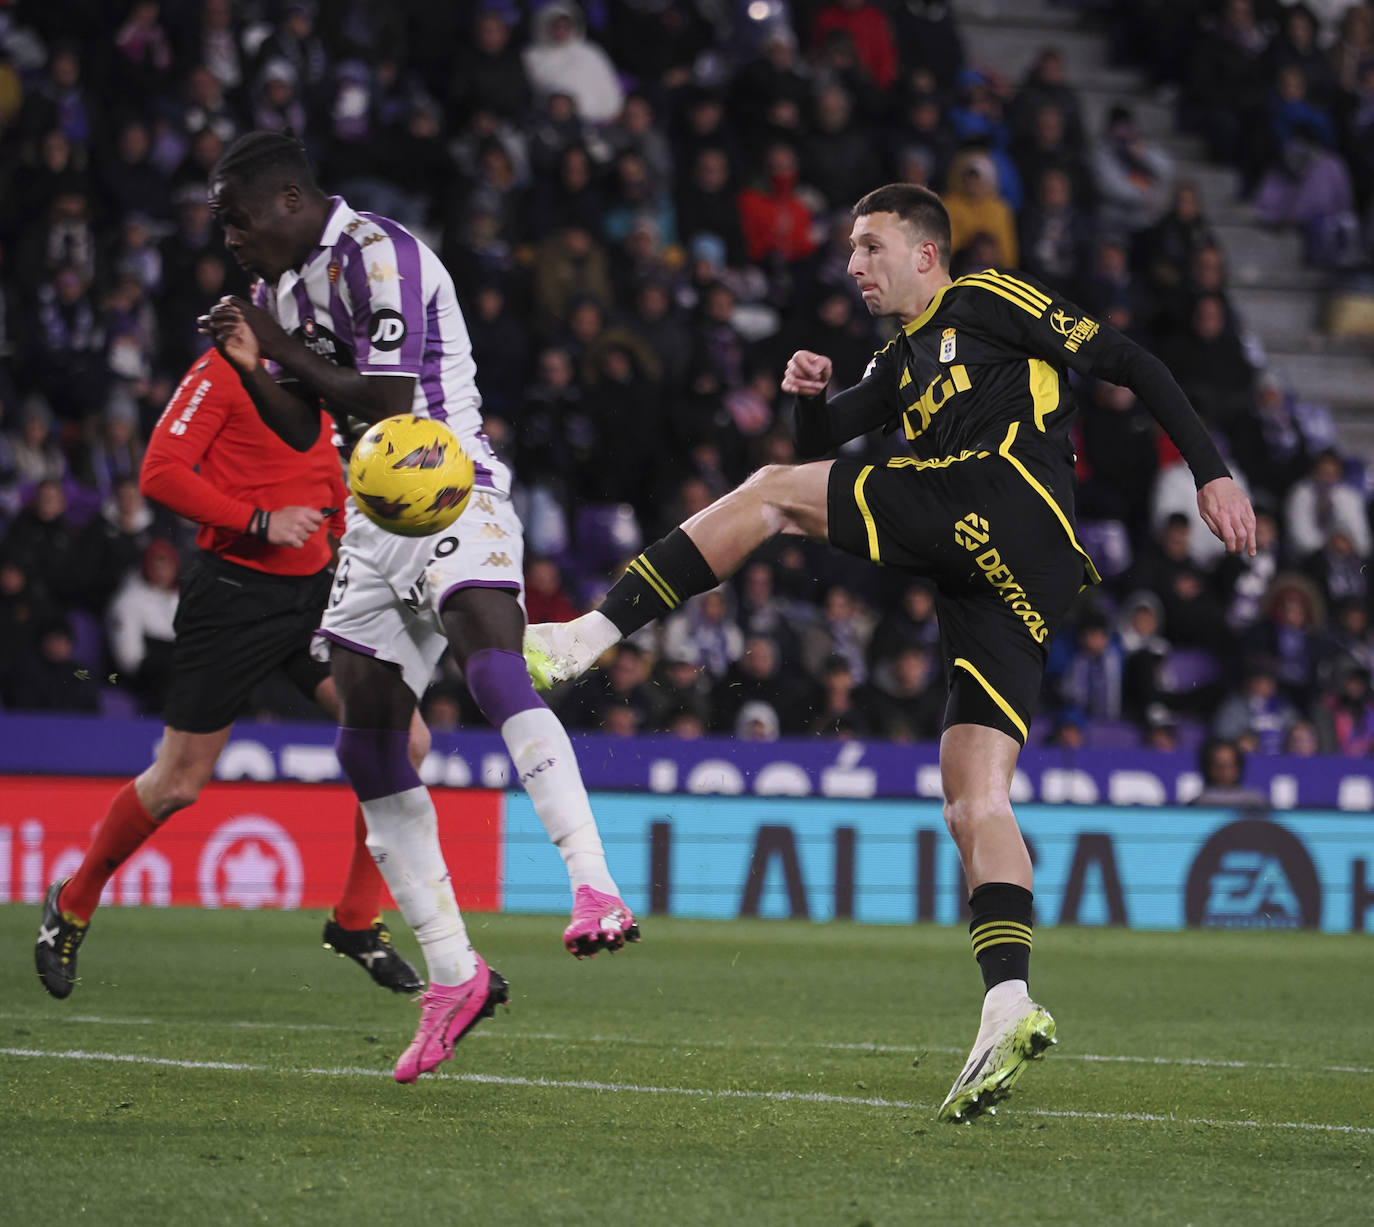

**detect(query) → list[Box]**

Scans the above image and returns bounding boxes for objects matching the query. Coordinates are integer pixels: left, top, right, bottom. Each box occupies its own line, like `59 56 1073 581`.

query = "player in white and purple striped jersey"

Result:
200 131 638 1083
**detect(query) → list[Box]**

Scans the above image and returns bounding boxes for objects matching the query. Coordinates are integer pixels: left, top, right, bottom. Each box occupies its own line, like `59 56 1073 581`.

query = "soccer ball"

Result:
348 414 475 537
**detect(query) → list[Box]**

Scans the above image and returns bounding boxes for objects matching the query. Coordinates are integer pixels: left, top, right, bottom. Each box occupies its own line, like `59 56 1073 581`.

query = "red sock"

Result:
60 781 161 923
333 805 383 930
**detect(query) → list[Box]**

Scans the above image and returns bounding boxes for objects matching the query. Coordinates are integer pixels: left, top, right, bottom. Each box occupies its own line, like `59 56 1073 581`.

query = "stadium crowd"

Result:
0 0 1372 759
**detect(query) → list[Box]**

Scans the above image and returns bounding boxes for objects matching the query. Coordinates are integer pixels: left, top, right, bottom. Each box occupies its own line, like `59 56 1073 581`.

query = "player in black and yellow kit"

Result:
524 184 1256 1121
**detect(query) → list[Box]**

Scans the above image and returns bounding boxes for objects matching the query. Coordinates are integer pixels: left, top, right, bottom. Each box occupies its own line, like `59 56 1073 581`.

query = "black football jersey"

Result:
813 267 1228 514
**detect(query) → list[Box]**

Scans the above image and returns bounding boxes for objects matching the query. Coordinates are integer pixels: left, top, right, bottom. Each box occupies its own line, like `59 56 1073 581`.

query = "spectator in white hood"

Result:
522 2 624 124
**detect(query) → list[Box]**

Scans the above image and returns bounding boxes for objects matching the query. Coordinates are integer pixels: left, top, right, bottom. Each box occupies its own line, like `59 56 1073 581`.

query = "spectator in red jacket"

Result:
810 0 898 93
737 142 818 265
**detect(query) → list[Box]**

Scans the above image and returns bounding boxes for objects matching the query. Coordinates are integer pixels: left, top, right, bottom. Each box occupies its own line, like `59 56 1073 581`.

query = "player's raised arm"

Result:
787 339 903 457
1000 274 1257 556
212 295 415 427
200 299 323 451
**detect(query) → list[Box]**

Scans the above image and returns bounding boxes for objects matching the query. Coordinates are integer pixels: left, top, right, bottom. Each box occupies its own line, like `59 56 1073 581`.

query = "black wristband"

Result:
248 509 271 540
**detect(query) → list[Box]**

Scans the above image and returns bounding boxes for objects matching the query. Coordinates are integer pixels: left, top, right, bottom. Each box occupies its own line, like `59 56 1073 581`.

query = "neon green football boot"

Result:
939 997 1057 1123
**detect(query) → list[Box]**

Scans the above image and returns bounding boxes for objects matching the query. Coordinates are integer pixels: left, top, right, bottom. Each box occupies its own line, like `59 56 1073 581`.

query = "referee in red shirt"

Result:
35 348 427 999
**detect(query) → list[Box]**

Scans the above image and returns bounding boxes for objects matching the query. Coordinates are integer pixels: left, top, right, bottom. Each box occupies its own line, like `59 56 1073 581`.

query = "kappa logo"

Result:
472 492 496 515
369 260 400 283
345 217 368 234
477 522 509 540
369 308 406 351
360 232 387 249
481 551 513 568
954 512 990 550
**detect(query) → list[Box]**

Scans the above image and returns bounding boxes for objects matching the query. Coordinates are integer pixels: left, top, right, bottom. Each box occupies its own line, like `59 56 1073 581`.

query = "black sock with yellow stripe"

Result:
968 882 1033 990
601 529 719 636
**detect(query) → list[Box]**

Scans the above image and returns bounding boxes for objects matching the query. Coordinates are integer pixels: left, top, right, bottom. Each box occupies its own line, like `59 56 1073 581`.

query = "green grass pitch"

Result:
2 906 1371 1226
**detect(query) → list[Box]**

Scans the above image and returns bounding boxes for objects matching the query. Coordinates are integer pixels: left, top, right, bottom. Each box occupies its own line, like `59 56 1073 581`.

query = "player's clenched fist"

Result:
267 505 325 548
199 298 259 375
782 350 833 398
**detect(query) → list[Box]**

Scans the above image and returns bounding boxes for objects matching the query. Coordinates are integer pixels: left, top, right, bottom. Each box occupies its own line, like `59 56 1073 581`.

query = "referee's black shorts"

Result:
828 451 1089 743
161 552 333 734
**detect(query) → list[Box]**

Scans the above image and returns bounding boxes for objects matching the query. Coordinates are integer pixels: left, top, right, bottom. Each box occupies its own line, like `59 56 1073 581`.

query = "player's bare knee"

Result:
143 776 202 820
942 795 1013 841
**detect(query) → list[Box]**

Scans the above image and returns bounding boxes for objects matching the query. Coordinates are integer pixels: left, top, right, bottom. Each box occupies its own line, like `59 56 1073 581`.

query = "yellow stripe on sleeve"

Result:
959 274 1046 318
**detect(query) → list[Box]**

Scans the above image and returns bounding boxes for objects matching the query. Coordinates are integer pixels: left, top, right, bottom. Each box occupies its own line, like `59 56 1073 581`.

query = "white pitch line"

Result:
3 1046 1373 1137
2 1011 1371 1077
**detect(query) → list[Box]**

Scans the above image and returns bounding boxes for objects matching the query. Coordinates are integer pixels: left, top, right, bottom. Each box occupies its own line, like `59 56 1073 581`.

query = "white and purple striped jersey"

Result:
254 196 483 453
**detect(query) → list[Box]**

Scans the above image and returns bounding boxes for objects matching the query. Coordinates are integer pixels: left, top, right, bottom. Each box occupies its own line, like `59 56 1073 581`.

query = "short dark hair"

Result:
852 183 951 269
212 130 318 197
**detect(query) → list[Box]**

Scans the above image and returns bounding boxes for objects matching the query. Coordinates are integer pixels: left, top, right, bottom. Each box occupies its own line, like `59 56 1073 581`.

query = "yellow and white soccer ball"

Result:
348 414 475 537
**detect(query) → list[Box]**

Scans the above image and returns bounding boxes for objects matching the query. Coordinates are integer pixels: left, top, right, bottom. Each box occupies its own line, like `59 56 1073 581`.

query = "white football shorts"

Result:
315 465 525 699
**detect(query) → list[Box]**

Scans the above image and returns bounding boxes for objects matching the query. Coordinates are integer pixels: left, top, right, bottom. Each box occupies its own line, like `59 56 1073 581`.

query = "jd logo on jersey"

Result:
369 309 406 351
954 512 990 550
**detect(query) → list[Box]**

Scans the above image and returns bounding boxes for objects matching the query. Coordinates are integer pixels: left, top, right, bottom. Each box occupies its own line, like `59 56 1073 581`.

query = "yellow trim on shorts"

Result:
1028 358 1060 431
953 656 1028 742
997 422 1103 586
886 449 989 471
853 464 881 564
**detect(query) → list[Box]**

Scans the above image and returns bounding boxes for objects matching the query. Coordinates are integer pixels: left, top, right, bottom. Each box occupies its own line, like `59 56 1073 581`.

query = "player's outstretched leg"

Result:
462 643 639 959
525 466 833 690
938 726 1056 1122
524 526 719 690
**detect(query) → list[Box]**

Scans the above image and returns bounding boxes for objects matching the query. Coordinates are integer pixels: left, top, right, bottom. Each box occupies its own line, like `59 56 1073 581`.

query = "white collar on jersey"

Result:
316 196 358 251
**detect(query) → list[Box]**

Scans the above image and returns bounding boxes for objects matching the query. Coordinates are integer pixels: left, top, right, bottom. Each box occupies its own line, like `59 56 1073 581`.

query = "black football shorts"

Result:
828 451 1088 743
161 552 333 733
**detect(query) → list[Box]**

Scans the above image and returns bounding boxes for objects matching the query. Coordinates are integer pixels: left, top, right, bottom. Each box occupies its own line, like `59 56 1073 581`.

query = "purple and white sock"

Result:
467 650 619 898
335 727 476 985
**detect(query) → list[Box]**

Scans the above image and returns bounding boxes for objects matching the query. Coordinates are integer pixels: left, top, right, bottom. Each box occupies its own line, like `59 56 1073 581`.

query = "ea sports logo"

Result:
954 512 990 551
1184 818 1320 929
369 308 406 351
197 815 304 910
